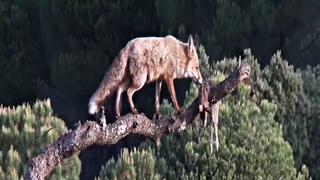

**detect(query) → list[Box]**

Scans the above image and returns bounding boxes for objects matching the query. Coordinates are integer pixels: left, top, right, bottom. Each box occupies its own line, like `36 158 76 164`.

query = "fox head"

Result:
184 35 203 85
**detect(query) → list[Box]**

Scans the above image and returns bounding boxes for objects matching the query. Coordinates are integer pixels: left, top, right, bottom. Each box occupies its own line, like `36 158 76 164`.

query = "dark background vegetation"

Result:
0 0 320 179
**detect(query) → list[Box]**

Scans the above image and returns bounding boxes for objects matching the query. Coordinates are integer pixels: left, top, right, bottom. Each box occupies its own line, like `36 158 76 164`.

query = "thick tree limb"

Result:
26 63 250 180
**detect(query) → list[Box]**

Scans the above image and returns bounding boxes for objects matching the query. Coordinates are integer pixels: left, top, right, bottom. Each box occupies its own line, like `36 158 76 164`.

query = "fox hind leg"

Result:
127 72 147 114
115 80 129 117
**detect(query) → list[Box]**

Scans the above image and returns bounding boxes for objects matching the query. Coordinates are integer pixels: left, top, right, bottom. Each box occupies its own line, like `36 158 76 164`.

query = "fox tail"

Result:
88 49 128 115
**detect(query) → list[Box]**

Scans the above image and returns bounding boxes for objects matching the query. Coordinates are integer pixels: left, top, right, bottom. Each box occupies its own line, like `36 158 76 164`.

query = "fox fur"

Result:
89 35 203 116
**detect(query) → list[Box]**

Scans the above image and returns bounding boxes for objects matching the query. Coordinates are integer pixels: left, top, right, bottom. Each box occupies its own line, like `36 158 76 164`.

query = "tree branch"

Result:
26 63 251 180
299 32 320 54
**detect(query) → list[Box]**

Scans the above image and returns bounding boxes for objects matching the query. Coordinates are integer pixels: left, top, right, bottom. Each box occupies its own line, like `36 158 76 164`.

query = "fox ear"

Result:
188 35 195 55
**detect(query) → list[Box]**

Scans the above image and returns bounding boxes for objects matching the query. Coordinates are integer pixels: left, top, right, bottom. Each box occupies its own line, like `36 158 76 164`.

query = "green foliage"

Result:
159 99 175 117
209 0 250 56
261 52 309 168
99 148 161 180
0 0 44 105
300 65 320 179
210 50 310 170
99 89 300 179
197 45 214 79
3 0 318 100
50 48 107 97
42 0 113 98
0 100 81 179
2 0 320 105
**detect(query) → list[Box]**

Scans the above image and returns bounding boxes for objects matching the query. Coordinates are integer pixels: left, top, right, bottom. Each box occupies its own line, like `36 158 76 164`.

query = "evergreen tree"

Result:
300 65 320 179
211 49 310 170
0 100 81 179
261 52 309 168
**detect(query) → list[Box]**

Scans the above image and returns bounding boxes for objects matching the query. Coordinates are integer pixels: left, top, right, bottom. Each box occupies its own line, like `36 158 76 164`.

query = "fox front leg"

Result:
165 78 182 113
155 80 163 117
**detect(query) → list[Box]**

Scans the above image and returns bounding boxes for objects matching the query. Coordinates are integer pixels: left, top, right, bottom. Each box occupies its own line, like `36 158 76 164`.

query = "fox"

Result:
88 35 203 117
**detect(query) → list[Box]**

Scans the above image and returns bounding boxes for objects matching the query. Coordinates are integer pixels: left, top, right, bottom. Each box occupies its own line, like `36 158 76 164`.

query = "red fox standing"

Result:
88 35 203 117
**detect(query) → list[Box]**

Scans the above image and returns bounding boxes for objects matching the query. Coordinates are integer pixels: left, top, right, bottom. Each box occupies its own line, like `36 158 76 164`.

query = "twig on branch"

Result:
26 63 251 180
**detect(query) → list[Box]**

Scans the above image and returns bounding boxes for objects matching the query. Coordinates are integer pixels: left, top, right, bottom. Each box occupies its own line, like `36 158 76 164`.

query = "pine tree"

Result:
0 100 81 179
211 49 310 170
300 65 320 179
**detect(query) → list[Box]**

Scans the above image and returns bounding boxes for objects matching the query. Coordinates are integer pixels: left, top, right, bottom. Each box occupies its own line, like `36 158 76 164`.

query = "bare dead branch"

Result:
26 63 251 180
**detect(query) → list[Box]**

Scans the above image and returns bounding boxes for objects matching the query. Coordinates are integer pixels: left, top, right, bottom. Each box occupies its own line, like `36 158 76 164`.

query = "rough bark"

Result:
26 63 250 180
